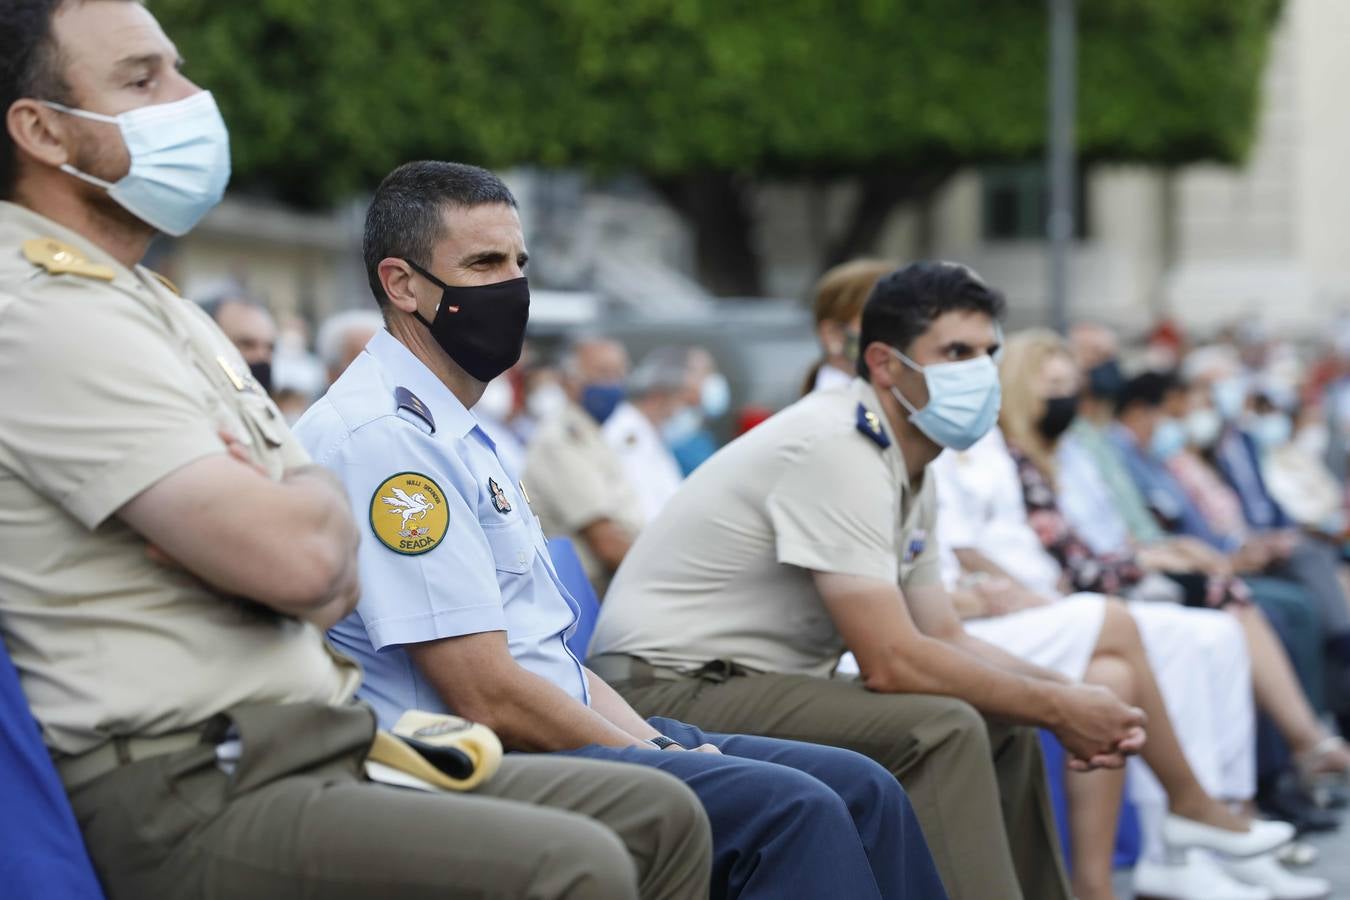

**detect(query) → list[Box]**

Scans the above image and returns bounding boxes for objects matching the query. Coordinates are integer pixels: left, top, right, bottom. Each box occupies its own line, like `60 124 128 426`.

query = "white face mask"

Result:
43 91 231 236
474 376 515 422
527 383 568 421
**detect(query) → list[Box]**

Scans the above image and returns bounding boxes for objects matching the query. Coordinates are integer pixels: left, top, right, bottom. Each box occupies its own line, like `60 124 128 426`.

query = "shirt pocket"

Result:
483 520 533 575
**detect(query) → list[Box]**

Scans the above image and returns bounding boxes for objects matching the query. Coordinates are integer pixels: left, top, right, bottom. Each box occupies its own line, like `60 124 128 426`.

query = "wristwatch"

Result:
648 735 684 751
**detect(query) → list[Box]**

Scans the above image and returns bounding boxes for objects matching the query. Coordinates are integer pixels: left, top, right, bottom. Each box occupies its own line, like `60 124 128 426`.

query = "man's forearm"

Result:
457 668 647 753
871 633 1067 729
954 632 1071 685
586 670 663 742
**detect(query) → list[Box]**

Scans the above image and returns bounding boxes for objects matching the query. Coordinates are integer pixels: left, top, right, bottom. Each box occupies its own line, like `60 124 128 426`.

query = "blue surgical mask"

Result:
580 383 625 424
701 373 731 418
1248 413 1292 454
662 407 703 445
1151 417 1187 460
888 347 1001 451
43 91 231 237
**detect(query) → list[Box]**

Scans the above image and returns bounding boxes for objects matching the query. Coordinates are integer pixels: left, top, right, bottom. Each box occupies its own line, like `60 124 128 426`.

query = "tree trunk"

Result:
820 168 955 274
654 172 764 297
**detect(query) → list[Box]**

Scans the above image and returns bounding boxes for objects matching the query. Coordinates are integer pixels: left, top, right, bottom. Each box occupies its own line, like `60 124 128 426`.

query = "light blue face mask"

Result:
1211 377 1249 422
662 406 703 445
888 347 1001 451
1248 413 1292 454
43 91 231 237
701 373 730 418
1151 417 1187 460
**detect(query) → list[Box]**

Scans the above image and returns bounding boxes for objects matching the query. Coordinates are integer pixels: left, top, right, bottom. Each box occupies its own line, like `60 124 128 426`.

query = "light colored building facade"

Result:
865 0 1350 336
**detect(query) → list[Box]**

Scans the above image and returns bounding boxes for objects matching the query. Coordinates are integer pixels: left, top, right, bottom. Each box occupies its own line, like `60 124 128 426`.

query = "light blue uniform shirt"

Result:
294 330 590 728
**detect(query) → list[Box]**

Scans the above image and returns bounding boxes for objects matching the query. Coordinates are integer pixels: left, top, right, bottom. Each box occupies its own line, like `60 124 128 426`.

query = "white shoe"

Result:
1134 850 1273 900
1221 853 1331 900
1163 813 1295 858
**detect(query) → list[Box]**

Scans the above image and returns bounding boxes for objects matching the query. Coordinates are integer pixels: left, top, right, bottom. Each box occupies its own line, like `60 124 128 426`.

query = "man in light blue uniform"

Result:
296 160 945 900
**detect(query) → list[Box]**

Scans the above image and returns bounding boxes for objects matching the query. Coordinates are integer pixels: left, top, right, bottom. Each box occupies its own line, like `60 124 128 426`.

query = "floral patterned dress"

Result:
1008 443 1249 608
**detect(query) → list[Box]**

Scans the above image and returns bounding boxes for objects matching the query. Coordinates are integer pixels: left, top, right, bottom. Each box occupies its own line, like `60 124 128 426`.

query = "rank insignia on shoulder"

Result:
371 472 449 555
21 238 115 282
855 403 891 449
147 270 181 296
488 477 512 515
395 387 436 434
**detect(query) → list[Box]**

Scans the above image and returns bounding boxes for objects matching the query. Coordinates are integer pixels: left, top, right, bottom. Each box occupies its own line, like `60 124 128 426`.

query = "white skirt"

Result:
963 593 1108 681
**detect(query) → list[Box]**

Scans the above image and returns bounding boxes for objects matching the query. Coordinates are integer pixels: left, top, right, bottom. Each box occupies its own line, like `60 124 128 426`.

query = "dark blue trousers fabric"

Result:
558 716 947 900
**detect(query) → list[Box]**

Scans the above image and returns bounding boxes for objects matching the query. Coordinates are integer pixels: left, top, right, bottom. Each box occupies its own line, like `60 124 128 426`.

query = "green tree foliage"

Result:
155 0 1282 292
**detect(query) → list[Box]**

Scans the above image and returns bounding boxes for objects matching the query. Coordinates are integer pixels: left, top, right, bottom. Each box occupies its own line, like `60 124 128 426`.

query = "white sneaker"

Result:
1163 813 1295 858
1221 853 1331 900
1134 850 1273 900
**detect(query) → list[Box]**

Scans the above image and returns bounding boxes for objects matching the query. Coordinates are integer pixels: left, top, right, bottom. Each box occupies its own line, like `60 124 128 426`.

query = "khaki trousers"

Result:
598 660 1070 900
67 703 712 900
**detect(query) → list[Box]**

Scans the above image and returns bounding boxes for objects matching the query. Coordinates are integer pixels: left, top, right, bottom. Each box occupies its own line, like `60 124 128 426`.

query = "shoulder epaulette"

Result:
855 403 891 450
21 238 115 282
395 386 435 434
147 270 181 296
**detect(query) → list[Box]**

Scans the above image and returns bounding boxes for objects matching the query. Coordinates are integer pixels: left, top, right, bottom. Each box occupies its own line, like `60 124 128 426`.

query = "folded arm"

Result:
118 450 360 627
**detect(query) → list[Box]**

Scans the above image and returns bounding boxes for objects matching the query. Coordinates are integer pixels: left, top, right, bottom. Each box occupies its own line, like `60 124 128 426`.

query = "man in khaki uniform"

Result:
525 336 645 594
0 2 712 897
591 262 1151 900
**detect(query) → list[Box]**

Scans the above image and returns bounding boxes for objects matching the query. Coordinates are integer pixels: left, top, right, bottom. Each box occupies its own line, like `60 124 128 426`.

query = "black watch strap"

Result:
648 735 683 751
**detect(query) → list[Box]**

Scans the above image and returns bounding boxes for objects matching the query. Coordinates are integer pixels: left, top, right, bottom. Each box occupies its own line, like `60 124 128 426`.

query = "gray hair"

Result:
559 332 613 379
628 346 692 398
316 309 386 368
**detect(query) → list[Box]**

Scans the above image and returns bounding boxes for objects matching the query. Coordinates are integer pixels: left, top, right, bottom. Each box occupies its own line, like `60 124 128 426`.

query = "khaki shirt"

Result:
0 202 359 756
523 402 644 595
591 378 939 677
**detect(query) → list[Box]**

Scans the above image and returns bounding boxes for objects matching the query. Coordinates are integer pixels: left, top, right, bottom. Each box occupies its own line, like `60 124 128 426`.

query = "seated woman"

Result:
801 258 894 395
929 336 1325 899
1007 333 1348 757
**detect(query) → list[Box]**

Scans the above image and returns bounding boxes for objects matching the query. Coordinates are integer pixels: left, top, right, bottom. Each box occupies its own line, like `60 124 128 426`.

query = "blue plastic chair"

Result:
548 537 602 659
0 643 105 898
1039 730 1141 872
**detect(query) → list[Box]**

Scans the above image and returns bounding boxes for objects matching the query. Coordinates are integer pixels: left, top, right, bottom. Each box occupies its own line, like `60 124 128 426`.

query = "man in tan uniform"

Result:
525 336 645 594
0 2 712 897
590 262 1151 900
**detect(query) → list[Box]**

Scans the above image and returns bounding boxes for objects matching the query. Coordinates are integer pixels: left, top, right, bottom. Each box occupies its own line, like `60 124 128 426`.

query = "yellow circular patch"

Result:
369 472 450 556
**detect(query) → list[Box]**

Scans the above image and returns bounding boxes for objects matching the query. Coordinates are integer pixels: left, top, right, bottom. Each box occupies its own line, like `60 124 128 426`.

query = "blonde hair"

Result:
803 259 896 394
999 328 1074 481
812 259 896 326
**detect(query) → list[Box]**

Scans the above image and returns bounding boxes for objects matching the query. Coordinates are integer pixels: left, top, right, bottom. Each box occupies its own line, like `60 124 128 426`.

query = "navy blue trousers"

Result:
559 716 947 900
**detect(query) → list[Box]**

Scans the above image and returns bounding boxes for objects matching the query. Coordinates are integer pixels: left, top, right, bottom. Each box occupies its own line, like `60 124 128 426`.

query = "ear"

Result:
861 341 898 388
6 99 75 169
378 258 419 315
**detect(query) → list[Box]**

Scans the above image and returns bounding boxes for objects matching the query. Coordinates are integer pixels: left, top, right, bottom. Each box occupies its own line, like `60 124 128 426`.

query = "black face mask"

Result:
1087 359 1124 400
405 259 530 382
248 360 273 395
1038 394 1080 440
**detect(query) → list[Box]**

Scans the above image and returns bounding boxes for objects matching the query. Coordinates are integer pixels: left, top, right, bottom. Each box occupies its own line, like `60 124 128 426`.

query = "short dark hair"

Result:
857 261 1006 379
0 0 135 199
362 160 517 307
1115 371 1180 415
